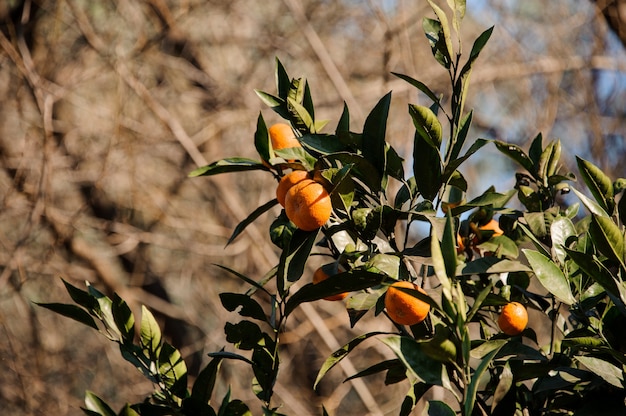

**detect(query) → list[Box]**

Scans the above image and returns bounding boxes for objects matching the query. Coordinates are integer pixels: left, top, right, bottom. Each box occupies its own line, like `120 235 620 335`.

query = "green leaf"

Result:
277 229 319 295
219 293 268 323
381 336 449 387
392 72 442 107
158 342 188 398
400 382 432 416
409 104 443 149
274 58 290 99
441 213 457 279
287 97 314 132
491 362 513 413
336 102 350 133
362 92 391 181
550 217 577 265
189 158 269 177
83 391 116 416
457 25 494 89
255 90 289 119
344 359 405 385
430 224 452 298
565 248 626 314
494 141 535 177
528 133 543 167
538 140 561 183
425 1 454 68
426 400 456 416
112 293 135 344
423 17 451 69
35 302 99 331
284 270 385 316
88 284 122 341
214 264 272 295
314 331 390 389
577 156 615 214
140 306 162 358
448 110 473 162
227 199 278 246
413 129 442 201
254 112 272 162
571 186 610 218
443 138 490 186
61 279 98 311
225 321 264 351
458 257 530 275
575 356 624 388
523 249 576 305
589 214 625 268
191 354 223 405
464 345 502 416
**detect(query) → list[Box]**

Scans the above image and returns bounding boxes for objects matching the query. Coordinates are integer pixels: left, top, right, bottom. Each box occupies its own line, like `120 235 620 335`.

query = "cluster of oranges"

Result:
267 123 528 336
269 123 332 232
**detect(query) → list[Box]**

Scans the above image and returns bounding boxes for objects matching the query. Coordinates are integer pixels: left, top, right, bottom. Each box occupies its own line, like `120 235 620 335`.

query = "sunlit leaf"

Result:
575 356 624 388
140 306 162 358
577 156 615 215
523 249 576 305
550 217 577 265
589 214 625 268
381 336 449 387
83 391 116 416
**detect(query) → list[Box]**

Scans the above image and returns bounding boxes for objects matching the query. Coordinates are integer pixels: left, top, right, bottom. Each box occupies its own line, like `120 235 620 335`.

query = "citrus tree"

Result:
38 1 626 415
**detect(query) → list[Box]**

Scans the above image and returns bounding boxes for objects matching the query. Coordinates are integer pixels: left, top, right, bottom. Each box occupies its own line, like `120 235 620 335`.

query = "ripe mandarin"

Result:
312 266 348 301
269 123 301 151
276 170 310 207
385 281 430 326
498 302 528 335
284 179 331 231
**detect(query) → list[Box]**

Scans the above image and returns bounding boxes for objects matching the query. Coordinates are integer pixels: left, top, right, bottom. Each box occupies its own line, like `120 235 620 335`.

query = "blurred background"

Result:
1 0 625 414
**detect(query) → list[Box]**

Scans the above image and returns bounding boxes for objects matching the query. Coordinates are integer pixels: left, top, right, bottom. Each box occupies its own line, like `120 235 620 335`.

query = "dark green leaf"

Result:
392 72 441 107
413 129 442 201
35 302 99 330
285 270 385 316
528 133 543 167
227 199 278 246
458 26 494 81
344 359 405 385
441 213 457 279
449 110 473 162
214 264 272 295
220 293 268 323
336 102 350 133
225 321 263 350
400 382 432 416
314 331 391 389
465 344 502 416
275 58 290 99
254 113 272 163
381 336 449 387
192 354 223 405
427 400 456 416
189 158 269 177
61 279 97 311
362 92 391 181
277 229 319 295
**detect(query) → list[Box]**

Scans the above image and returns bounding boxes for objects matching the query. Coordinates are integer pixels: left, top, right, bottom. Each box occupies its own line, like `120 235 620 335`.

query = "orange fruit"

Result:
269 123 301 151
384 281 430 326
498 302 528 335
276 170 310 207
284 179 332 231
478 219 503 237
312 266 348 301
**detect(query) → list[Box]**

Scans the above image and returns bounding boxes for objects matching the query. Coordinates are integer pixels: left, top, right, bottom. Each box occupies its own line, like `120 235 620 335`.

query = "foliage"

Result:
39 1 626 415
